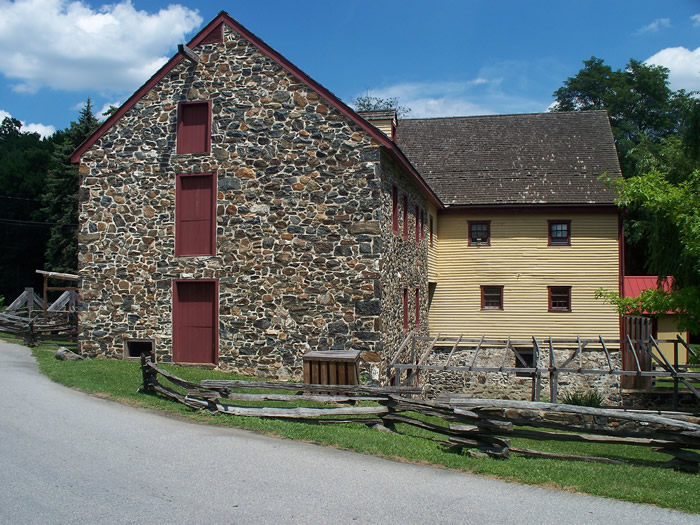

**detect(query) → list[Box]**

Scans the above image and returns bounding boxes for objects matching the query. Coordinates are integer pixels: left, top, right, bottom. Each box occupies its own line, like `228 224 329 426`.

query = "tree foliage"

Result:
552 57 692 178
352 95 411 118
555 58 700 331
42 99 100 273
0 117 53 299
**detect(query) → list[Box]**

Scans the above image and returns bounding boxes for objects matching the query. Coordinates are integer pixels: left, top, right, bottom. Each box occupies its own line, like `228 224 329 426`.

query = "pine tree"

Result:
42 99 99 272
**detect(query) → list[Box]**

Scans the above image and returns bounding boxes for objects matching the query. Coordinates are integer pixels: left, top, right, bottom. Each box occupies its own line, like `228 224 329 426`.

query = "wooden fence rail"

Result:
140 356 700 472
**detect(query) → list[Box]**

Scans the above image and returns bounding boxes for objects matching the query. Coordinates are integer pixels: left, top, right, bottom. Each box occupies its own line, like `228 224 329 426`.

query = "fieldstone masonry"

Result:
77 23 429 379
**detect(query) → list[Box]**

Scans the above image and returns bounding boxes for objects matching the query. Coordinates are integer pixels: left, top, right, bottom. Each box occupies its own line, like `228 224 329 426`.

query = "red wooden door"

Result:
176 173 215 256
173 280 218 364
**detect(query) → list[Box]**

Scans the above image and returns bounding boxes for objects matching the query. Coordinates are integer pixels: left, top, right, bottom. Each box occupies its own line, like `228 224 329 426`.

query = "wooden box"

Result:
303 350 361 386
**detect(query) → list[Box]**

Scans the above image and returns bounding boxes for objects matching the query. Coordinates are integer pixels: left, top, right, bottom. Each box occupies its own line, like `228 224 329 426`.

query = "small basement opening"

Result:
514 348 535 377
124 339 154 359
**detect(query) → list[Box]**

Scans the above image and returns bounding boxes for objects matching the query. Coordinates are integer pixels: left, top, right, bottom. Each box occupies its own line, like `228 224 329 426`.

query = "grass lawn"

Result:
3 333 699 514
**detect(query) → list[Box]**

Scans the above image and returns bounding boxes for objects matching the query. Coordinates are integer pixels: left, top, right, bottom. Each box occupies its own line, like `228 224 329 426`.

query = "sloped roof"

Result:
624 276 674 298
623 276 675 315
70 11 441 208
396 111 621 207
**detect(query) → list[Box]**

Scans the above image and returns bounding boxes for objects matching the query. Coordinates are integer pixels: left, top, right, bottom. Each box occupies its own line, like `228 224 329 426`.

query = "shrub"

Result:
560 390 604 407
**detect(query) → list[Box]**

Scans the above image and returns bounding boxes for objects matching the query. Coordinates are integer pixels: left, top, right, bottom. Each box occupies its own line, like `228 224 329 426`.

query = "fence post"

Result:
140 353 154 393
673 340 679 411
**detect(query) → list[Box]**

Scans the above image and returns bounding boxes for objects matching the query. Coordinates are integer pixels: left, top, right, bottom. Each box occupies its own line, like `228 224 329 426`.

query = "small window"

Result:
514 348 535 377
469 221 490 245
177 101 211 154
403 195 408 241
481 285 503 310
392 186 398 235
403 287 409 331
124 339 154 360
415 287 420 328
548 286 572 312
548 220 571 246
429 215 434 247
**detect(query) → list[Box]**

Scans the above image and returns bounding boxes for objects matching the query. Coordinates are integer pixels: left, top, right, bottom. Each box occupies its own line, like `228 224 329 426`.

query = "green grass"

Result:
3 332 699 513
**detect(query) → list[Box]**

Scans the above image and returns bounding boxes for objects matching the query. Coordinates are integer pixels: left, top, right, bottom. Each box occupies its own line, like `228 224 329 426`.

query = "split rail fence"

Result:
140 355 700 472
388 330 700 408
0 271 79 345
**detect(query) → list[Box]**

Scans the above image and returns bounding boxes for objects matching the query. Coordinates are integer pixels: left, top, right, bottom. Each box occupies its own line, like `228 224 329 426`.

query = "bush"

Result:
560 390 604 407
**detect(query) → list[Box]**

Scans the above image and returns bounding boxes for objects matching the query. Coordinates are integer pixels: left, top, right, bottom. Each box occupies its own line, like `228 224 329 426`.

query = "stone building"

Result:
72 11 623 389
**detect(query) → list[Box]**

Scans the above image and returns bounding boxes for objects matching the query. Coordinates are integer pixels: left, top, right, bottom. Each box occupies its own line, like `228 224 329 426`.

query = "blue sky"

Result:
1 0 699 137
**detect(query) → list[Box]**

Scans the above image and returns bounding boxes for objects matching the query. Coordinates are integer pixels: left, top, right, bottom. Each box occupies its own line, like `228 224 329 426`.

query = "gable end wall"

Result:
77 24 425 378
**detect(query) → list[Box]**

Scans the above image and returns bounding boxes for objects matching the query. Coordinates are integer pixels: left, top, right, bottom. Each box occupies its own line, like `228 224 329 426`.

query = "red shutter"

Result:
177 101 210 154
173 280 218 364
176 173 216 256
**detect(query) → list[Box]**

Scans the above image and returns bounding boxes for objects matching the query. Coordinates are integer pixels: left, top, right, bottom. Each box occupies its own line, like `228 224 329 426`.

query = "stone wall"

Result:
420 345 623 404
77 23 426 379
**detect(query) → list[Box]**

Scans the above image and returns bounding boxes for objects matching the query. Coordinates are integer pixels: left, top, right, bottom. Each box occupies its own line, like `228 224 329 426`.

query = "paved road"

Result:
0 341 696 524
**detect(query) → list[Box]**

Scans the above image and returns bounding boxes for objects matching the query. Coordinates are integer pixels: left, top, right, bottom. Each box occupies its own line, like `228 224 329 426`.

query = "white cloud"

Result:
354 74 550 119
646 46 700 92
0 108 56 137
0 0 202 94
637 18 671 33
97 100 122 120
692 14 700 27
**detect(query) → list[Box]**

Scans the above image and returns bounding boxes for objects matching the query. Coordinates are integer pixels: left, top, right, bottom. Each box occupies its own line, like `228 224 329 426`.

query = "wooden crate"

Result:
303 350 361 386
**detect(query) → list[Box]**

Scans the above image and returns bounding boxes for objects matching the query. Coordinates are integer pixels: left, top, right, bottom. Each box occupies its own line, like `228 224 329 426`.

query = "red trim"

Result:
548 286 572 312
468 220 490 246
548 219 571 246
429 215 433 247
172 278 219 365
69 11 442 208
175 172 217 256
176 101 212 154
481 285 503 310
442 204 618 214
201 23 223 44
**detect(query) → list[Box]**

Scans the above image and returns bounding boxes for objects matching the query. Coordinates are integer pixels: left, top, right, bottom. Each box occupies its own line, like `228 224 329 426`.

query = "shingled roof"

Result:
396 110 621 207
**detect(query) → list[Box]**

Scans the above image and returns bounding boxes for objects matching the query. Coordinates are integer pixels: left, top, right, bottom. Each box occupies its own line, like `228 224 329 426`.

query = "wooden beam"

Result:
35 270 79 280
178 44 200 64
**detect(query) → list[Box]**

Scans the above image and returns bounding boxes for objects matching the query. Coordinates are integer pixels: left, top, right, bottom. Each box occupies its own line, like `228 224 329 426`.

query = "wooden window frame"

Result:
177 101 212 154
175 172 217 257
548 220 571 246
392 185 399 235
469 221 491 246
481 285 503 310
548 286 572 312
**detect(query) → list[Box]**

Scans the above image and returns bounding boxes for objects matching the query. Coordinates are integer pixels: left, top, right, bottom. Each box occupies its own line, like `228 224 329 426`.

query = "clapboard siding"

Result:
429 212 620 339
